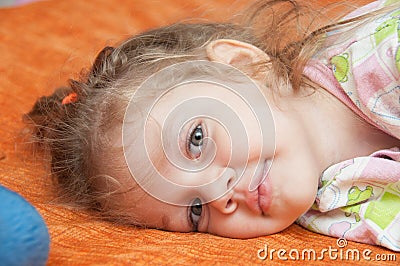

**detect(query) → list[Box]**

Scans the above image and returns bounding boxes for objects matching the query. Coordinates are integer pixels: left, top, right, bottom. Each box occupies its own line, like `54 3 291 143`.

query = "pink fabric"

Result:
298 148 400 251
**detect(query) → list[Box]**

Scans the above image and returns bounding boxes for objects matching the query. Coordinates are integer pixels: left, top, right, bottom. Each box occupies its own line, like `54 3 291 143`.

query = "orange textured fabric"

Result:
0 0 398 265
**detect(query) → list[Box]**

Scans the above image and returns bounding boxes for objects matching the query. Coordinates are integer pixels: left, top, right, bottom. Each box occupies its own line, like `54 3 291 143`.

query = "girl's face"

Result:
121 68 323 238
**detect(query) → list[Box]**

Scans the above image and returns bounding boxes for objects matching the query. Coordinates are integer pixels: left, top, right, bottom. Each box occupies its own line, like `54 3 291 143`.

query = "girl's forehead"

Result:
170 81 236 98
151 82 247 114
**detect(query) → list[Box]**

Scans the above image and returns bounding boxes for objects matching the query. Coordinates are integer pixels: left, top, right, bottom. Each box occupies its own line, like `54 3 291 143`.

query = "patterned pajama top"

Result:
299 0 400 251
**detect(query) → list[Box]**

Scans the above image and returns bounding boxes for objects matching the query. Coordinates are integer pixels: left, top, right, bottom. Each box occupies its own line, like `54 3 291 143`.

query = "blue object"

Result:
0 185 50 266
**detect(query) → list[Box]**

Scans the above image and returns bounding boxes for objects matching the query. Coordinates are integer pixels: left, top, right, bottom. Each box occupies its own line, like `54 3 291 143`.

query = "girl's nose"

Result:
208 189 237 214
207 175 238 214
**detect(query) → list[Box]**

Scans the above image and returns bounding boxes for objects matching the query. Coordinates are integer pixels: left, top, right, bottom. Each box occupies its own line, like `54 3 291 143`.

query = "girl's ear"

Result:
206 39 270 74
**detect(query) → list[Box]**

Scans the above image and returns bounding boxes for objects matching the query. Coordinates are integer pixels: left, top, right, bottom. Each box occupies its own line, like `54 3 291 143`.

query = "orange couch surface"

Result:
0 0 397 265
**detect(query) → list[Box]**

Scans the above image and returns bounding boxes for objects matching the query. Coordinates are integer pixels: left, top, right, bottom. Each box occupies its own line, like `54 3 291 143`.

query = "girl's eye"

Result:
189 198 202 231
187 125 203 158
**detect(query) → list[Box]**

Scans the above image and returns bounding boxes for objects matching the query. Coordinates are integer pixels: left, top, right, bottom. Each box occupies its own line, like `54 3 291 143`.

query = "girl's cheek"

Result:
210 125 247 167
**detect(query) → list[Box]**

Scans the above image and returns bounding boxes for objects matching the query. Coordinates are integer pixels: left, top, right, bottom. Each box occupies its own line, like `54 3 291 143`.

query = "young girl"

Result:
26 0 400 251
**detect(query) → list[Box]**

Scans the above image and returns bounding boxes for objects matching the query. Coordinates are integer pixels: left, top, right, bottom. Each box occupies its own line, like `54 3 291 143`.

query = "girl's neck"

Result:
286 86 400 172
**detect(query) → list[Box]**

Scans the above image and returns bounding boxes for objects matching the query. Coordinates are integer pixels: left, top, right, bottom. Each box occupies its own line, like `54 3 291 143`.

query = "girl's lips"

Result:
245 160 272 215
258 160 272 214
